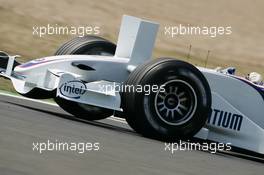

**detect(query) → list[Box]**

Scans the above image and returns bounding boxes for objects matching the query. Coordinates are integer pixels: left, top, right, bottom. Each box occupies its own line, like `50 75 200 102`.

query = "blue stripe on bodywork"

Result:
18 60 55 68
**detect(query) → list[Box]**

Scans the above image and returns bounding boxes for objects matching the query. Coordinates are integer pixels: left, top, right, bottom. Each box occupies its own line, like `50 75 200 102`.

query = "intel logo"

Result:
59 80 86 99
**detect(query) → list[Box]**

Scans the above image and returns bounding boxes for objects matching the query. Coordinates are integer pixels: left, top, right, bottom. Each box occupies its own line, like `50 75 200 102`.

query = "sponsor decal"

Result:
208 109 243 131
59 80 86 99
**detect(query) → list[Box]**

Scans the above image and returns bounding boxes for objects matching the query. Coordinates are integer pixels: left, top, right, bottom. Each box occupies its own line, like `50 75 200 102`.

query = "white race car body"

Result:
0 15 263 155
197 68 264 154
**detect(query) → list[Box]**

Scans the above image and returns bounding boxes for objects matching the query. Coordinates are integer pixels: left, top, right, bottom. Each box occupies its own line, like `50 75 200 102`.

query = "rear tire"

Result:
54 35 116 120
122 58 212 140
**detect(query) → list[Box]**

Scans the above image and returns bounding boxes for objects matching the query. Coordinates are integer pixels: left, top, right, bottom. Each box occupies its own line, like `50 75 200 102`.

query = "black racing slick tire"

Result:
54 35 116 120
122 58 212 140
54 35 116 56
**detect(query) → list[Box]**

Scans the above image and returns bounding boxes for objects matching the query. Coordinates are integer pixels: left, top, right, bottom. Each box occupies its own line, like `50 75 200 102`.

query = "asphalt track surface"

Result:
0 93 263 175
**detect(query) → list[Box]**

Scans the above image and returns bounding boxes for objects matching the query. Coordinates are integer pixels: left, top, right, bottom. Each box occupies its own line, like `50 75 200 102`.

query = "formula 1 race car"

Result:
0 15 263 155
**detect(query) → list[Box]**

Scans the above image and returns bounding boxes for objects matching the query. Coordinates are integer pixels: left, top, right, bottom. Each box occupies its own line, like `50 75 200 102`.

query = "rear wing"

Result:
115 15 159 68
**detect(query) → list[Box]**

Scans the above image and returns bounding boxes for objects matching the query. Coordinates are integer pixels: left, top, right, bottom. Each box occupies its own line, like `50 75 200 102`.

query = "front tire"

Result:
54 35 116 120
122 58 212 140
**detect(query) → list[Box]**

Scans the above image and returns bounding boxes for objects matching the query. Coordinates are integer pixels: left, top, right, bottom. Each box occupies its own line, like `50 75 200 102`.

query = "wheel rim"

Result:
154 80 197 126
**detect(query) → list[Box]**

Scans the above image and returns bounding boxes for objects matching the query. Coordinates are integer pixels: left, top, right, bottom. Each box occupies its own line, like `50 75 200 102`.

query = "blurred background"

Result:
0 0 263 91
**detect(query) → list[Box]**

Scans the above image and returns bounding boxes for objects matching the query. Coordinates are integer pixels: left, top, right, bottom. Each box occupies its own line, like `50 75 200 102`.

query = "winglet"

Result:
115 15 159 67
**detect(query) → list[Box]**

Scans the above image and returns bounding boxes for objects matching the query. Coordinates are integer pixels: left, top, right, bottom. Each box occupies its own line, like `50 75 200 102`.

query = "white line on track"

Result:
0 91 127 124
